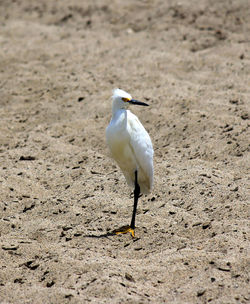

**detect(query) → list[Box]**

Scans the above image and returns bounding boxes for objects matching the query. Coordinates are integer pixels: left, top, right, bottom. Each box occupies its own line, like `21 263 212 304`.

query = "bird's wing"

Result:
127 111 154 193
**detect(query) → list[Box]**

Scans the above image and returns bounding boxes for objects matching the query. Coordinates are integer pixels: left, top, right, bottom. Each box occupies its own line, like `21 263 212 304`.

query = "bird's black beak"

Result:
128 99 149 106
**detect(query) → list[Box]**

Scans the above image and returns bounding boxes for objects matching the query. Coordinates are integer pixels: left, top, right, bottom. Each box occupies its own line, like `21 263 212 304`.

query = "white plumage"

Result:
106 89 154 236
106 89 154 237
106 89 154 194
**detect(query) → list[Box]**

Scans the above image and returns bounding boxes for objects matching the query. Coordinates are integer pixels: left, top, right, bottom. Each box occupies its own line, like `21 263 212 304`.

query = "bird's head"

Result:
112 88 149 112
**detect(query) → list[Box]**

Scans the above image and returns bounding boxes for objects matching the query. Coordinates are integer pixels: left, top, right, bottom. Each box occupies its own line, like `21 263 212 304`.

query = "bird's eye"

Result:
122 97 129 102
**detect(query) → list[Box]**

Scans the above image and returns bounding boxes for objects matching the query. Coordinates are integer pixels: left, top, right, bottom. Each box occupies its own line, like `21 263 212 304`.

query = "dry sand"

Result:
0 0 249 303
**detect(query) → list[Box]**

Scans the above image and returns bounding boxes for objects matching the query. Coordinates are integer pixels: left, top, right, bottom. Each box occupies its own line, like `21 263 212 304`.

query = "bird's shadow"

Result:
82 231 116 239
82 225 134 239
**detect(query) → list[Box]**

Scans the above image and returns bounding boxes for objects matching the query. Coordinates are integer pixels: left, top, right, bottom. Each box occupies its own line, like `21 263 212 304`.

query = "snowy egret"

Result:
106 88 154 237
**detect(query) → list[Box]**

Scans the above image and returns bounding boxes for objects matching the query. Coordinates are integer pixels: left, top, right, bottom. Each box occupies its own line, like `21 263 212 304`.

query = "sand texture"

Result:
0 0 249 303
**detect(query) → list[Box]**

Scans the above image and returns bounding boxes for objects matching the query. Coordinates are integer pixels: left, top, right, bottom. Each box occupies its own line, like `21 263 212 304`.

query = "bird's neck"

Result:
111 107 128 129
112 101 127 117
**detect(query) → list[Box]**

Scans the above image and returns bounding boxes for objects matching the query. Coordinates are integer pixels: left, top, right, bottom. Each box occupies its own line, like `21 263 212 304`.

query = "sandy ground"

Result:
0 0 249 303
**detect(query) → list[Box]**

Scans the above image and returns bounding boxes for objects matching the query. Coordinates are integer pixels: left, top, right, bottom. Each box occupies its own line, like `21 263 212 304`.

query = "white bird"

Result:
106 88 154 237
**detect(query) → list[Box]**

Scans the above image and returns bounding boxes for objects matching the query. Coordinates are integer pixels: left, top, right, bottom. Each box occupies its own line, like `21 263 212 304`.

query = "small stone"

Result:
197 289 206 297
46 280 55 288
125 273 135 282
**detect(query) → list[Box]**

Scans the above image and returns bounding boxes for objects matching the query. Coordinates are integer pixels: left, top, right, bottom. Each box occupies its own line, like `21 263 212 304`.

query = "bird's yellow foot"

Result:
112 225 135 237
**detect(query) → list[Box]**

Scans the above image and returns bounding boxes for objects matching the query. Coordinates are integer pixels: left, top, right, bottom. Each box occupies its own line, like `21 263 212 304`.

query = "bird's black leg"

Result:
130 170 140 230
112 170 140 237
